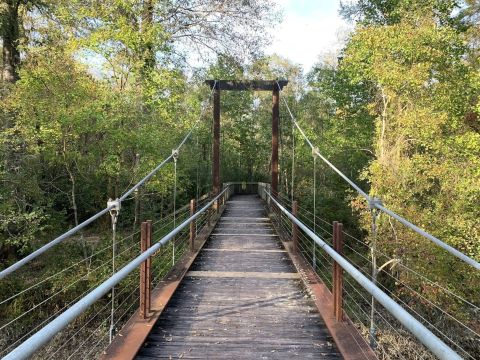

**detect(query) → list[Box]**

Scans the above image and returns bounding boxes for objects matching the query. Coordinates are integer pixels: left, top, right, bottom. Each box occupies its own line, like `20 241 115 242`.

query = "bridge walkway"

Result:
134 194 341 359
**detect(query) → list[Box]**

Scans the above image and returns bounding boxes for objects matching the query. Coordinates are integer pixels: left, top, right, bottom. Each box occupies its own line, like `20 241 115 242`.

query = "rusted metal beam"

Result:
292 200 298 250
189 199 196 252
140 222 147 319
205 80 288 91
140 221 152 319
146 220 152 314
272 87 279 196
213 86 220 196
333 221 344 322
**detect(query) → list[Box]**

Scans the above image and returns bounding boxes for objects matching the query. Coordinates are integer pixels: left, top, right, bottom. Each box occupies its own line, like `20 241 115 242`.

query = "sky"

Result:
267 0 352 73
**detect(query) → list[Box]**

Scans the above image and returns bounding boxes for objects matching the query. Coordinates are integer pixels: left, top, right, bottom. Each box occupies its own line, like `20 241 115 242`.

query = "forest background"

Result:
0 0 479 358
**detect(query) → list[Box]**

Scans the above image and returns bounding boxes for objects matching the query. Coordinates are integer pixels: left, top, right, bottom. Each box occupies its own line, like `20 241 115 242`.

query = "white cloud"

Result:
267 1 351 72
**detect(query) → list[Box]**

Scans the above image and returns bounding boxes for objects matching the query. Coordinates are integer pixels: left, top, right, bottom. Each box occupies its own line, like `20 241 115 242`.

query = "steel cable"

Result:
275 81 479 271
0 81 217 279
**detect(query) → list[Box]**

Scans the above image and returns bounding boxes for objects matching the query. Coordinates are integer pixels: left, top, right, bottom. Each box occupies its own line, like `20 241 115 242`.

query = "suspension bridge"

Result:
0 80 479 360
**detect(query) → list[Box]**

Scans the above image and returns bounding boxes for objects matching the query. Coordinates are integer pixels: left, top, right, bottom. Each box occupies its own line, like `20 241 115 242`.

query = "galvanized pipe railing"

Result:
2 186 230 360
0 83 219 280
276 81 480 271
261 186 461 360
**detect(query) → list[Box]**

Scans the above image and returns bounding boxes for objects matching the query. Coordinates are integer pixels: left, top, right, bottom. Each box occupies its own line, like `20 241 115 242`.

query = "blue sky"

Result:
267 0 351 72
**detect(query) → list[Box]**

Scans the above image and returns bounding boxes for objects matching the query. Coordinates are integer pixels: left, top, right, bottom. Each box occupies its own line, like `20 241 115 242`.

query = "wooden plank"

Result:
202 248 286 253
211 233 278 236
134 194 342 360
185 271 300 279
219 217 269 220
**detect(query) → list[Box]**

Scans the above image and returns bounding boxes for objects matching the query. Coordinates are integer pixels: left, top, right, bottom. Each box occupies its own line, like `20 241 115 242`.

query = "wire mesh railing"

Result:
0 188 227 360
259 184 479 360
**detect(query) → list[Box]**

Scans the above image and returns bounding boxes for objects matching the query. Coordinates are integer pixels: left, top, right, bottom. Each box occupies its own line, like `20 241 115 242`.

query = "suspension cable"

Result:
291 113 295 200
369 208 380 348
107 199 120 343
275 81 480 271
2 186 229 360
196 132 200 202
172 149 179 266
262 188 461 360
312 151 317 269
0 81 218 280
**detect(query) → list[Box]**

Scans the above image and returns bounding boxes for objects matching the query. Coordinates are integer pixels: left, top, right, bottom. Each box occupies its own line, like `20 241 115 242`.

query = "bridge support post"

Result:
190 199 196 252
292 200 298 251
333 221 344 322
272 85 279 197
213 84 220 199
140 221 152 319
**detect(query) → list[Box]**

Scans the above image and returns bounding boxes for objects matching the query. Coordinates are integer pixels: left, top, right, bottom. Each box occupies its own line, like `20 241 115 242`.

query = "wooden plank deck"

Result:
134 195 342 359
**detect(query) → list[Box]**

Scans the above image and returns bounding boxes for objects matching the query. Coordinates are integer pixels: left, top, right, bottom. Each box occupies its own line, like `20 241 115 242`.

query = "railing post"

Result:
140 220 152 319
190 199 196 252
292 200 298 251
333 221 344 322
140 221 148 319
146 220 152 315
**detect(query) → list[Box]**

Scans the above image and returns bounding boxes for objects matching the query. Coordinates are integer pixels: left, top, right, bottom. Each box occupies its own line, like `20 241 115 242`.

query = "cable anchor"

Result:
107 198 121 220
107 197 121 343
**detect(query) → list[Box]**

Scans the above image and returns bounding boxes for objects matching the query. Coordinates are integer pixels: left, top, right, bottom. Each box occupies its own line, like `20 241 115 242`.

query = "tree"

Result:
1 0 21 82
340 0 459 25
340 4 480 313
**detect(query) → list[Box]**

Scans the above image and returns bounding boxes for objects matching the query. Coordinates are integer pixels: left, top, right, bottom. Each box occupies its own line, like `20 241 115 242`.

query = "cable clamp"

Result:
172 149 179 162
368 197 383 210
107 198 121 217
312 147 319 157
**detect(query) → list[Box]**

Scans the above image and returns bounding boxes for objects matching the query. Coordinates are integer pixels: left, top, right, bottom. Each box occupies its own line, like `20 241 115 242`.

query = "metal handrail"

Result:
261 186 461 360
0 82 219 280
276 80 479 271
375 204 479 270
2 186 230 360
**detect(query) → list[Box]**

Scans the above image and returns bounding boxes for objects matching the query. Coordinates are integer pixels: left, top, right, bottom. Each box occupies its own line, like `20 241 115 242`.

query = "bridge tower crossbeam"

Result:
205 80 288 197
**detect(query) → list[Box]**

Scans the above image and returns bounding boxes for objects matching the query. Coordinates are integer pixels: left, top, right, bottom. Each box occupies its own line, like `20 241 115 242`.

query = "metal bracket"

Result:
107 198 121 219
368 197 383 210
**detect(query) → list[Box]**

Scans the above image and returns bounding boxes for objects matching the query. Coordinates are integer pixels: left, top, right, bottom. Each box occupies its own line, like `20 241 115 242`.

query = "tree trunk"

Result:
2 0 20 83
140 0 155 79
68 164 88 260
63 137 88 260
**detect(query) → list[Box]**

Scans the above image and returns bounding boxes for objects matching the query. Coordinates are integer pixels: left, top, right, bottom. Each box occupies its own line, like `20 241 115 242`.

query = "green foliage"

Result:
1 0 479 357
338 7 480 311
